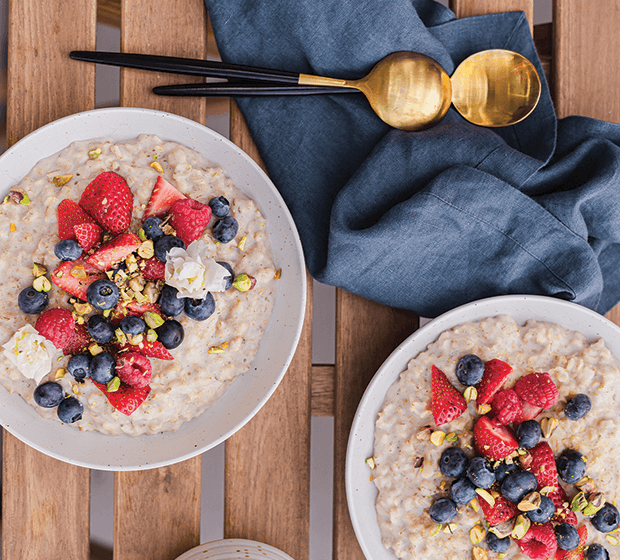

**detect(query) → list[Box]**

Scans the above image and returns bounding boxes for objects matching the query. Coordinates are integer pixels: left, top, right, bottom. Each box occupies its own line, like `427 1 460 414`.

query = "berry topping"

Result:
35 308 75 349
500 470 538 503
555 523 580 551
156 319 184 349
486 531 511 553
208 196 230 217
79 171 133 234
57 396 83 423
514 371 559 409
514 400 543 423
455 354 484 386
139 256 165 280
51 257 106 301
117 340 173 361
591 503 620 533
473 415 519 460
68 354 91 382
54 239 83 261
529 441 559 489
143 176 186 220
556 449 587 483
516 419 542 449
33 381 64 408
73 222 103 252
518 523 558 559
494 460 519 484
116 352 152 388
158 284 185 317
564 394 592 421
93 379 151 416
169 197 212 245
476 358 513 405
87 279 120 311
57 199 96 240
212 216 239 244
62 323 91 354
86 232 141 271
527 495 556 524
87 314 115 344
119 316 146 336
90 352 116 384
585 544 610 560
428 497 457 523
430 365 467 426
449 477 477 505
184 292 215 321
142 216 165 241
154 235 185 262
466 456 496 489
438 446 469 478
556 525 588 560
491 388 523 425
18 286 48 314
478 491 519 526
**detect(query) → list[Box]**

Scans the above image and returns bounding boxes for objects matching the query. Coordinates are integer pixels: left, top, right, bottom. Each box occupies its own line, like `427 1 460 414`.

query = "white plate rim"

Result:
174 538 295 560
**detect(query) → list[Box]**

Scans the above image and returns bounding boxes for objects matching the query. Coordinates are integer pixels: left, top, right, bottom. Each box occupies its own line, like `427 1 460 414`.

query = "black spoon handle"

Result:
152 82 358 96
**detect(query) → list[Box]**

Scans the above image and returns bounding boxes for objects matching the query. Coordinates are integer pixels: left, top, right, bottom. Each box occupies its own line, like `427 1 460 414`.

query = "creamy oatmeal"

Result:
372 315 620 559
0 134 278 435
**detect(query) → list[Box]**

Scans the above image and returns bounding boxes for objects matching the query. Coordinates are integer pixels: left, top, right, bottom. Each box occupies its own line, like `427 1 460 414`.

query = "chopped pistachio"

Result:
511 514 531 540
137 239 155 259
150 161 164 173
128 276 145 293
498 554 507 559
233 273 256 292
107 377 121 392
518 453 533 469
539 486 555 496
472 546 488 560
416 425 433 441
570 491 588 512
464 386 477 402
103 309 112 318
518 492 541 512
138 228 147 242
412 456 424 469
365 457 375 469
4 186 31 205
32 262 48 277
126 254 139 273
143 311 165 329
446 432 458 443
55 368 68 380
52 174 73 187
430 430 446 446
238 236 247 251
274 268 282 279
70 264 87 279
469 498 480 512
208 345 226 354
89 343 103 356
477 403 492 415
470 525 485 544
443 522 457 534
583 493 605 516
475 488 495 506
73 301 93 315
128 333 144 346
429 524 442 536
32 276 52 292
489 519 514 539
606 535 619 547
541 417 559 439
146 329 158 343
115 328 128 345
88 147 102 159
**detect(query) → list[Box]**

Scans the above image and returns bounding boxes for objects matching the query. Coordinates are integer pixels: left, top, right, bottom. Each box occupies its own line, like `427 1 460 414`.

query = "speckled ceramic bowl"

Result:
174 539 295 560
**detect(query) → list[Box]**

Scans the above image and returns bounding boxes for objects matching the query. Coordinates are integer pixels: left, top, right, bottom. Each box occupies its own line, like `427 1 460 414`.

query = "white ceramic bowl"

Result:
346 294 620 560
174 539 295 560
0 107 306 470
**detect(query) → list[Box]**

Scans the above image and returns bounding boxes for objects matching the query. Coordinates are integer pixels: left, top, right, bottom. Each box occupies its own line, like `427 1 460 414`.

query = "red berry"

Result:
139 257 165 280
491 388 523 425
93 380 151 416
514 372 559 409
57 199 97 240
476 358 513 405
62 323 91 355
79 171 133 234
554 525 587 559
514 400 543 424
169 198 212 245
142 176 185 220
35 308 76 349
478 490 519 526
117 340 173 361
86 232 141 271
518 523 558 559
74 222 103 252
116 352 152 388
473 415 519 460
431 365 467 426
51 257 106 301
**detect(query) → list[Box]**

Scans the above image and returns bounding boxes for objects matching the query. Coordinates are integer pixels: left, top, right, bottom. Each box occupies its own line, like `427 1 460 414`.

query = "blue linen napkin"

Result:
205 0 620 317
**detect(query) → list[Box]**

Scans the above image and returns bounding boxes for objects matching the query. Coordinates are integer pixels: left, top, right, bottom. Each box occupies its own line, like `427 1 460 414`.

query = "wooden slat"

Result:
113 1 207 559
449 0 533 35
3 1 96 559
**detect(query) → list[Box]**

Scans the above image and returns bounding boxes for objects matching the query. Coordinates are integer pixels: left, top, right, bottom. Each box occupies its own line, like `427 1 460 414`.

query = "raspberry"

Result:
514 372 559 409
35 308 76 349
491 388 523 425
116 352 152 388
169 198 212 245
518 523 558 559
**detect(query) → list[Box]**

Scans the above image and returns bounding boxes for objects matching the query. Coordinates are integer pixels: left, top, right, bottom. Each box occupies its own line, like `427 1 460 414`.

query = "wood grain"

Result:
312 365 335 416
4 1 96 559
449 0 533 34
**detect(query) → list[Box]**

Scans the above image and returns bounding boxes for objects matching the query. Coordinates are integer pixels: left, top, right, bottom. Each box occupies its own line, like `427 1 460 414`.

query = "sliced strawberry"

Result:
491 388 523 425
518 523 558 559
142 176 186 220
431 365 467 426
514 400 543 423
478 490 519 526
35 308 75 349
473 415 519 460
86 233 141 271
74 222 103 252
476 358 513 405
79 171 133 234
57 199 97 240
554 525 587 559
139 256 165 280
93 379 151 416
548 486 578 526
169 197 211 245
514 372 559 409
118 340 173 360
62 323 91 355
51 257 106 300
110 300 163 324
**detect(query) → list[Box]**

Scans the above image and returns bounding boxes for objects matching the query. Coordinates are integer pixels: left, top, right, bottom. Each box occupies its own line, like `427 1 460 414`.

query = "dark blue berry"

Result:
87 279 119 310
184 292 215 321
450 477 477 505
156 320 184 349
120 316 146 336
158 284 185 317
556 449 587 483
586 544 610 560
54 239 83 261
500 470 538 503
217 261 234 289
466 456 495 489
57 396 83 423
565 394 592 421
68 354 91 382
154 235 185 262
439 447 469 478
142 216 165 241
516 420 541 449
87 314 114 343
212 216 238 244
526 495 555 523
555 523 580 551
18 286 49 314
90 352 116 384
33 381 64 408
455 354 484 386
494 461 519 484
486 531 511 553
591 503 620 533
209 196 230 217
428 497 457 523
110 261 127 283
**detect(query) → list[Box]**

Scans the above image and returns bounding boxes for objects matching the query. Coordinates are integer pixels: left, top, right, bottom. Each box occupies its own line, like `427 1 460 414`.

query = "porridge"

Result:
0 134 279 436
371 315 620 559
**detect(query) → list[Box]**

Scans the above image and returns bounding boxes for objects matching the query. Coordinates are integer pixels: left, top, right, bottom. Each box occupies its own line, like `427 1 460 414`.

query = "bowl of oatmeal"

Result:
346 295 620 560
0 107 306 470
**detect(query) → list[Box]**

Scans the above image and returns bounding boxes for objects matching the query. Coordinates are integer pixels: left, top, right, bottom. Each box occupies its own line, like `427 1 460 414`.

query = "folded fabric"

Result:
205 0 620 317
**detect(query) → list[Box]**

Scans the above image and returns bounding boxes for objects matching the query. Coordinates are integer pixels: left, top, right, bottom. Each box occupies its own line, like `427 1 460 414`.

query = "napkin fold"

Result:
205 0 620 317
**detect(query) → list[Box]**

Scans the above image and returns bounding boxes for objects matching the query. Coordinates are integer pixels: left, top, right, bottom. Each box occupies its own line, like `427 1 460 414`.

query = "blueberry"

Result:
439 447 469 478
18 286 49 314
33 381 64 408
466 456 495 489
500 470 538 503
142 216 165 241
90 352 116 384
217 261 234 289
591 503 620 533
156 319 184 349
516 420 541 449
68 353 91 382
486 531 511 553
565 394 592 421
184 292 215 321
450 477 477 505
556 449 587 483
120 316 146 336
455 354 485 386
212 216 238 244
87 314 114 343
158 284 185 317
54 239 83 261
494 461 519 484
110 261 127 283
154 235 185 262
526 495 555 523
586 544 610 560
428 497 457 523
209 196 230 217
555 523 580 551
87 279 120 310
57 396 83 423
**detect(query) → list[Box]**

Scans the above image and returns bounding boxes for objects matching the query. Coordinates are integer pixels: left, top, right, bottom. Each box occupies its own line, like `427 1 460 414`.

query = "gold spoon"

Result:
299 49 541 131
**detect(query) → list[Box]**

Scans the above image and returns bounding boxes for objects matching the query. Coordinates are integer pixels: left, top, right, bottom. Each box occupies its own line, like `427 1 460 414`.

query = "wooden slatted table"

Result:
3 1 620 559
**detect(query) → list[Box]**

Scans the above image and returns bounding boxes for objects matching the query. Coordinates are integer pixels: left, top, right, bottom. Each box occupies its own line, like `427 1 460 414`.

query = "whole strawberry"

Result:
79 172 133 234
116 352 152 388
169 198 212 245
35 308 76 349
431 365 467 426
